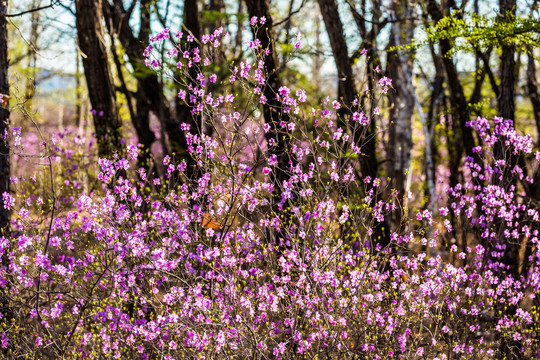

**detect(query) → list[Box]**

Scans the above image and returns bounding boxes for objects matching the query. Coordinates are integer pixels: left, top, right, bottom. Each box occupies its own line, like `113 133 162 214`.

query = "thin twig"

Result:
3 0 59 17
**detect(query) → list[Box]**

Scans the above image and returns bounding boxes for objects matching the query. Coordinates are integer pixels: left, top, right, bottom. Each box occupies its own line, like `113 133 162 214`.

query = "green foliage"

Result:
391 11 540 56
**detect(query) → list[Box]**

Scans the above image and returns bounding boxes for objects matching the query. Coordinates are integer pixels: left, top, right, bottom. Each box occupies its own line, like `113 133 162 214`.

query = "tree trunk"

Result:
527 50 540 136
497 0 520 282
235 0 244 52
317 0 355 107
103 0 157 172
386 3 415 198
75 46 82 127
173 0 201 179
245 0 290 187
133 0 156 170
0 1 12 353
317 0 378 180
76 0 123 159
496 2 522 356
25 0 40 103
0 0 10 235
498 0 516 121
312 11 323 92
426 0 476 161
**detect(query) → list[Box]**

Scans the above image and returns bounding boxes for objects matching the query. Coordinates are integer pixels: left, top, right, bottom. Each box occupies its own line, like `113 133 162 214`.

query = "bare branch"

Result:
273 0 306 27
3 0 61 17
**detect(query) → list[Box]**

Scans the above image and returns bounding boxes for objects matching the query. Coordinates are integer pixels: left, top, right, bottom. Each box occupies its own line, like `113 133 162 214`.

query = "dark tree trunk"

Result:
76 0 123 159
245 0 290 187
103 0 157 172
105 0 200 177
104 0 164 153
317 0 378 181
496 2 521 356
178 0 201 92
425 1 483 255
426 0 476 161
317 0 393 251
173 0 201 179
497 0 520 283
317 0 355 107
133 0 156 169
498 0 516 121
527 50 540 136
0 0 9 235
0 0 12 352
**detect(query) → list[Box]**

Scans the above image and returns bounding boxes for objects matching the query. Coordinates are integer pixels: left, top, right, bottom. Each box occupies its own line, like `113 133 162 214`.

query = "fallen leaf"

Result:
202 212 222 230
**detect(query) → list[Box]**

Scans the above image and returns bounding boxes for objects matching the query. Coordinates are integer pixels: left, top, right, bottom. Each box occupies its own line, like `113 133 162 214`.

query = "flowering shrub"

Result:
0 22 539 359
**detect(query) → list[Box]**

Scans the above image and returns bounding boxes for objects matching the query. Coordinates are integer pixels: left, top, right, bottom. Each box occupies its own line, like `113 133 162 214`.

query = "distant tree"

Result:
386 0 415 199
23 0 41 102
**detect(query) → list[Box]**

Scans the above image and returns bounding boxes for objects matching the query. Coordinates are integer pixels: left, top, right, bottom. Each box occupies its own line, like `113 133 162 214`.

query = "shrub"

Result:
0 23 539 359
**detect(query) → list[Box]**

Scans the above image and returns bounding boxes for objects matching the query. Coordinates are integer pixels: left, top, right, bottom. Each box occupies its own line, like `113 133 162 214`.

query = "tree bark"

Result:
0 0 10 234
75 46 82 127
527 50 540 145
103 0 157 172
0 1 12 353
386 2 415 198
425 0 476 161
496 2 522 357
498 0 516 121
245 0 290 187
76 0 123 159
317 0 355 107
174 0 202 176
24 0 40 103
317 0 394 250
317 0 378 180
497 0 520 281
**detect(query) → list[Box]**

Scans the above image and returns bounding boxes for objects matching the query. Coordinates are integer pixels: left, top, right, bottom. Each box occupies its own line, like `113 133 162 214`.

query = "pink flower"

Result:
2 192 14 209
296 89 307 102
